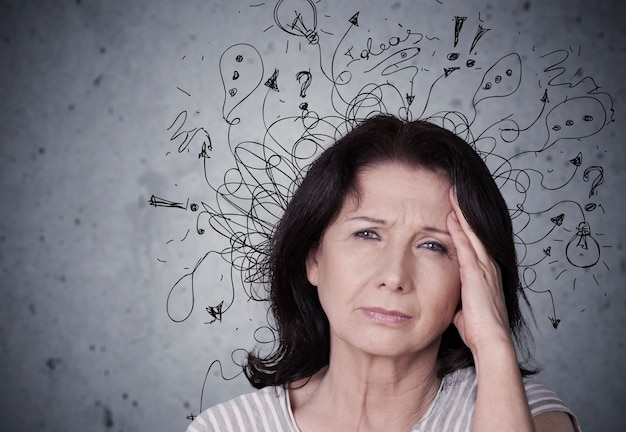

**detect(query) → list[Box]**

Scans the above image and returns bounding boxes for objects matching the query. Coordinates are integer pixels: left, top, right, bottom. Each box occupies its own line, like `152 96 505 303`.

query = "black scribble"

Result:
583 166 604 198
198 141 211 159
167 111 212 154
453 16 466 47
196 353 247 414
469 24 490 54
349 12 359 26
177 86 191 97
264 68 280 91
149 195 187 210
295 70 312 97
205 301 224 324
150 3 615 418
165 251 236 324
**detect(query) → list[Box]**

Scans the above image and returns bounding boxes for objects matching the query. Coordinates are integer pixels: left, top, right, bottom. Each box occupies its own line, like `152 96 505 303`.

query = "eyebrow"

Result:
345 215 386 224
344 215 451 236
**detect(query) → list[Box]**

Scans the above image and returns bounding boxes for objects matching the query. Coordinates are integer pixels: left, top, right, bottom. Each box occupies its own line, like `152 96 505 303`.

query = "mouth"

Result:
360 307 413 325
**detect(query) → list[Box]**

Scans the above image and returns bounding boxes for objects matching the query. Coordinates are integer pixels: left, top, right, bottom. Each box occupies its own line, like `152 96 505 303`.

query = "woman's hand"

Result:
446 187 512 354
447 187 539 431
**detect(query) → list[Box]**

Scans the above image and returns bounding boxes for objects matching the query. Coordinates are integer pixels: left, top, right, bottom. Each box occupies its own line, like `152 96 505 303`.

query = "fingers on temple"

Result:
448 187 490 261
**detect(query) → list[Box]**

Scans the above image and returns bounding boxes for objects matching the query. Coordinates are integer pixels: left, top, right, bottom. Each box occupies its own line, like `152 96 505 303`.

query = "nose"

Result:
377 243 413 293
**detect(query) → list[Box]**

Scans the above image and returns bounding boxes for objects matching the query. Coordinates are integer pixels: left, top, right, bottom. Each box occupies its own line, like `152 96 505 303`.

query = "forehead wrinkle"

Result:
344 213 452 239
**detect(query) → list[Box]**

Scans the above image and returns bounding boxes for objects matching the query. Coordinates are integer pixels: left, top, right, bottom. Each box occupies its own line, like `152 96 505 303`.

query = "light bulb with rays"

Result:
273 0 319 44
565 221 601 269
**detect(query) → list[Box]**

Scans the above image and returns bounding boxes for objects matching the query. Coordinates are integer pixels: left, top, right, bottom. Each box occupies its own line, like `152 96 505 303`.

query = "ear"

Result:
305 245 320 287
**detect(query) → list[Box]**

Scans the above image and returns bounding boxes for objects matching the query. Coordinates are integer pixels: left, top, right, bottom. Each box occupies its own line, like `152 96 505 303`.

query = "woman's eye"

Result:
423 242 447 254
355 230 378 240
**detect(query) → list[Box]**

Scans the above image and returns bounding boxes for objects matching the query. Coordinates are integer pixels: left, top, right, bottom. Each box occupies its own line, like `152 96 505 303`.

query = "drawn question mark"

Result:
296 70 312 98
583 166 604 198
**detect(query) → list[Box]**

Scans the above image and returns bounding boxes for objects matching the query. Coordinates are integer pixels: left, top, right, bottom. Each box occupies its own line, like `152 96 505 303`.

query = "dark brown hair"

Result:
245 114 535 388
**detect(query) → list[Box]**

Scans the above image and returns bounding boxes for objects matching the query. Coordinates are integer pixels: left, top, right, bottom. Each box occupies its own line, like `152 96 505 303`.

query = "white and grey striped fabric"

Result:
187 367 580 431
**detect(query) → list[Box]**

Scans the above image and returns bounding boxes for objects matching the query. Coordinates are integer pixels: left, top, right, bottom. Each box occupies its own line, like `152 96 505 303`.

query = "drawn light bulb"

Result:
273 0 319 44
565 221 600 268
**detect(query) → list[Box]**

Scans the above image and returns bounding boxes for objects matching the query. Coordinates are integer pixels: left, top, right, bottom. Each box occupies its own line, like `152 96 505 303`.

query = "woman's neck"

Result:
290 346 442 432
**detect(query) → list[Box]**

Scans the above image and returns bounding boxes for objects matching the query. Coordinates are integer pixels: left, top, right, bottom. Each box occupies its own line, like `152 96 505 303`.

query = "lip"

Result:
360 307 413 326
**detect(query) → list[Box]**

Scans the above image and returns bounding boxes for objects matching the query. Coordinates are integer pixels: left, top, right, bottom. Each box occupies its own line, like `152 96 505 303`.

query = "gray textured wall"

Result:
1 0 624 431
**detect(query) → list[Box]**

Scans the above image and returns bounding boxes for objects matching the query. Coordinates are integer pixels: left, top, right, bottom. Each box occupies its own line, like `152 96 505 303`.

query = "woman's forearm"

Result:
472 338 535 432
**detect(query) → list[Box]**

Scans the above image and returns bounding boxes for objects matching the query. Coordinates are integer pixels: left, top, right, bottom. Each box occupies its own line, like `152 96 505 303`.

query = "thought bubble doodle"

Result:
220 44 264 125
473 53 522 105
542 96 606 150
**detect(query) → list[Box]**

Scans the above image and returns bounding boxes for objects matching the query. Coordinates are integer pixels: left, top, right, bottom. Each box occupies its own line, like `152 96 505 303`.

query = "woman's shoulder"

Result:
522 377 581 430
186 385 298 432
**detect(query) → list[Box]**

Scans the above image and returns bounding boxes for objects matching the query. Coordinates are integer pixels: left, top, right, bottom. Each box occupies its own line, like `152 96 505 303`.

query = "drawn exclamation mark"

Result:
469 24 490 55
453 16 466 47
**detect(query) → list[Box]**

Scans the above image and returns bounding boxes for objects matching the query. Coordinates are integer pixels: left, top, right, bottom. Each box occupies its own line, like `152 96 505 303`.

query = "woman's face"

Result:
306 162 461 361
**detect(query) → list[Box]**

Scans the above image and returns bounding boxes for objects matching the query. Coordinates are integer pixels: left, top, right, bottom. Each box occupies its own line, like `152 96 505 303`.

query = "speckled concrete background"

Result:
0 0 624 431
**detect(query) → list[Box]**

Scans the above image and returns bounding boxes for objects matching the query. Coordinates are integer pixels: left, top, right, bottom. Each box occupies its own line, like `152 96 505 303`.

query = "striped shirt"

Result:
187 367 580 431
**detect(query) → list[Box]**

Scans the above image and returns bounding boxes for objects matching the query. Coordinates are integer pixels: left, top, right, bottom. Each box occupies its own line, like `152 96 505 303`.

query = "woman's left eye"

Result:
422 242 447 254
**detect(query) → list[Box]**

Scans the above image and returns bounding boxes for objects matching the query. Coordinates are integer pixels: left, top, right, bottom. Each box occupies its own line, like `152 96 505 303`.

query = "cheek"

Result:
314 256 366 320
445 265 462 300
422 288 460 334
315 278 346 332
427 267 461 318
447 284 462 315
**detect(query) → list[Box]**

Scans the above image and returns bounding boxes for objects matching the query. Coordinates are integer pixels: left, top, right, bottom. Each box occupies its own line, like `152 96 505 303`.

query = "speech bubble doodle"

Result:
473 53 522 105
220 44 264 125
542 96 606 150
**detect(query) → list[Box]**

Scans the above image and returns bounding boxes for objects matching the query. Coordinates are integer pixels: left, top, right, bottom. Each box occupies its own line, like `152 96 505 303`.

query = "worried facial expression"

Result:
306 162 461 361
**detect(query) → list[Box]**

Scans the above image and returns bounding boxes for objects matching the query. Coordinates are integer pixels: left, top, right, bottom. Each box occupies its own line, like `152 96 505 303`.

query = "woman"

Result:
188 115 580 431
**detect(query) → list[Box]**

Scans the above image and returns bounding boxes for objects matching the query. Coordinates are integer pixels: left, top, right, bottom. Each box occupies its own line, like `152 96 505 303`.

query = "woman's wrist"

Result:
465 326 515 355
471 333 535 431
471 332 519 372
